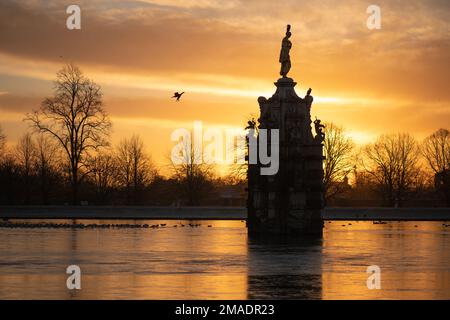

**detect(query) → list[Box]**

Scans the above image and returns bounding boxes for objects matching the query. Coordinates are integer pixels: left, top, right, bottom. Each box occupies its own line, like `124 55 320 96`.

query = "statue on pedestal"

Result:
279 25 292 78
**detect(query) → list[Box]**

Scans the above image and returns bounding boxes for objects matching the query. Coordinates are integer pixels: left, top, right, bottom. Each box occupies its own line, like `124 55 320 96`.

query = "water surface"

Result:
0 219 449 299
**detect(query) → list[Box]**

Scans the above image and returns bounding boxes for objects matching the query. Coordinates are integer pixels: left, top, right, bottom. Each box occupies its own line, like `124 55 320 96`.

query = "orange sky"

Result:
0 0 449 170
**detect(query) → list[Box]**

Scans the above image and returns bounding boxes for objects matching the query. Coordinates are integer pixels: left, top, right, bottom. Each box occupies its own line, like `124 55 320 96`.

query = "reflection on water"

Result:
0 219 448 299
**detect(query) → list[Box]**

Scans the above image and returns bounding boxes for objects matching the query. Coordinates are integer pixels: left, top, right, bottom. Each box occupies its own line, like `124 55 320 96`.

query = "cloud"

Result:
136 0 239 9
0 0 449 158
0 93 42 114
2 0 449 103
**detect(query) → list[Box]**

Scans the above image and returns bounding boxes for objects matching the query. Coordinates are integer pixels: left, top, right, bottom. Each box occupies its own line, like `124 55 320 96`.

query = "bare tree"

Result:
227 138 248 184
35 135 59 204
169 137 214 206
26 64 111 204
116 135 157 204
323 122 354 202
421 128 450 205
228 116 258 183
0 124 5 157
14 133 36 204
0 153 20 204
363 133 420 207
86 152 118 204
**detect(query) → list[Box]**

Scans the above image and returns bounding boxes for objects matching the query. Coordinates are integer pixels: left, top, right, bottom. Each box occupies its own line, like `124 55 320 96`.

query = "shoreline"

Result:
0 206 450 221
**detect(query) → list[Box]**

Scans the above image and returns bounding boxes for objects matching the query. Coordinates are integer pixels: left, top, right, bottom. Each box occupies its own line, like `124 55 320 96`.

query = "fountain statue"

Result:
247 25 325 235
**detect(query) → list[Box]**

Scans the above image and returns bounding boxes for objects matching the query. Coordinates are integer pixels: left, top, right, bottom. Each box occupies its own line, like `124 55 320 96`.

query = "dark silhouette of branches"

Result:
0 154 20 204
25 64 111 204
14 133 36 204
86 152 118 204
0 124 5 156
422 128 450 205
228 115 257 183
116 135 157 205
169 137 214 206
35 135 59 204
323 122 354 202
363 133 420 207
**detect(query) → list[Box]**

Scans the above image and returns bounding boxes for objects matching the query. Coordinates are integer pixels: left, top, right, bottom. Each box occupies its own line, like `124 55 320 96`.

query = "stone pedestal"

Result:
247 77 325 235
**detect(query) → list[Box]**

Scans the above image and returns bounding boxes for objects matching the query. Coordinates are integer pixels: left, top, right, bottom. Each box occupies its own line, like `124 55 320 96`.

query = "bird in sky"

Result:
172 92 185 101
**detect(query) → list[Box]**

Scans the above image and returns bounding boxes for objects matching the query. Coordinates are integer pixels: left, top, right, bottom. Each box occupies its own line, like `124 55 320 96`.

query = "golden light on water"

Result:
321 221 450 299
1 220 448 299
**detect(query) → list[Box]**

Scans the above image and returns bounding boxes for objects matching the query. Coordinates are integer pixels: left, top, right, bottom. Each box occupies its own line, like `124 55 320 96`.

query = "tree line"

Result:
323 124 450 207
0 64 448 207
0 64 217 206
0 127 219 206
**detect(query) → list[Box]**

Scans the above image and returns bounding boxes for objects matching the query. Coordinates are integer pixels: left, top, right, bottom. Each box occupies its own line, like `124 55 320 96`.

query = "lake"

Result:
0 219 449 299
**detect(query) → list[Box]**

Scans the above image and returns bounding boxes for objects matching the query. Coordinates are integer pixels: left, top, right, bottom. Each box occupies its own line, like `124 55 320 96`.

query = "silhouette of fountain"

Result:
247 25 325 235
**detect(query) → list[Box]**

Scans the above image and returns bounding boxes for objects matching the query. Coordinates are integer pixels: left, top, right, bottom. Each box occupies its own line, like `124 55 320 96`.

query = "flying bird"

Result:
172 92 185 101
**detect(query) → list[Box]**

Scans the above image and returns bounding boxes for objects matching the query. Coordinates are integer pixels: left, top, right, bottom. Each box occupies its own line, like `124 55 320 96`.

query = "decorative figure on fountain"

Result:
314 118 325 142
304 88 313 108
279 24 292 78
245 118 257 130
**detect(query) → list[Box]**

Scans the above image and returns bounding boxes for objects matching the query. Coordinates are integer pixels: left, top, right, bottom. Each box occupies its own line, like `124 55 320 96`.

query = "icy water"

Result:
0 219 449 299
